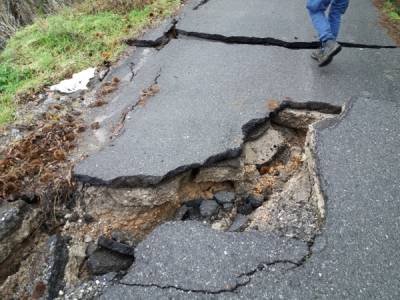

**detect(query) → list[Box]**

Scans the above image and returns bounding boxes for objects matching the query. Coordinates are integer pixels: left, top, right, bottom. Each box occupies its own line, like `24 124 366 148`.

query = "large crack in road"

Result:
1 0 399 298
127 18 398 50
46 102 341 299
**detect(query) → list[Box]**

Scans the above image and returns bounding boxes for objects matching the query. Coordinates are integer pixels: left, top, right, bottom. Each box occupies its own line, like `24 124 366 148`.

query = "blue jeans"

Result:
307 0 349 43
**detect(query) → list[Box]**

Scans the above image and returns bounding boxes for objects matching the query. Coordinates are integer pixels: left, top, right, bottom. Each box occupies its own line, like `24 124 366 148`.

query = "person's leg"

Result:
328 0 350 39
307 0 342 67
306 0 334 43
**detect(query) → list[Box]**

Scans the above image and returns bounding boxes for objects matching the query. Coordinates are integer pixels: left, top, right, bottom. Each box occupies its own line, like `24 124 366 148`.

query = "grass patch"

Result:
0 0 181 125
384 0 400 21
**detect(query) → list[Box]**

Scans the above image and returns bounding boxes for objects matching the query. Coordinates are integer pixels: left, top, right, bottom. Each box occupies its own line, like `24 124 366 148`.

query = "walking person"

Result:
307 0 350 67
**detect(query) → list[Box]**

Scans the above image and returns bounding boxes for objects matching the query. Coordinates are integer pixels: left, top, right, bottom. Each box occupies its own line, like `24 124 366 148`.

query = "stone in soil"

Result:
237 202 254 215
228 214 249 232
0 202 22 242
0 200 43 265
178 198 204 220
247 194 264 209
87 248 134 276
223 203 234 211
199 200 219 218
174 205 190 220
83 213 95 223
214 191 235 205
98 235 136 257
86 242 98 256
111 230 138 247
185 198 203 208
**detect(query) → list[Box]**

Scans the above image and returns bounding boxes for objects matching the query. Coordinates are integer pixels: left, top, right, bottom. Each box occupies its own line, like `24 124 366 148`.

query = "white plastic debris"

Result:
50 67 96 93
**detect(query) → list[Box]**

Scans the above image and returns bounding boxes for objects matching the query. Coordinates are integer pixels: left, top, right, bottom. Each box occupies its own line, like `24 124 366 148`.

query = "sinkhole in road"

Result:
75 104 342 246
0 103 343 299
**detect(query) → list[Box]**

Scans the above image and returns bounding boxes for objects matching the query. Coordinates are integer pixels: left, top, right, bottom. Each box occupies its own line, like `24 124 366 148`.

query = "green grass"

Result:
384 0 400 21
0 0 180 125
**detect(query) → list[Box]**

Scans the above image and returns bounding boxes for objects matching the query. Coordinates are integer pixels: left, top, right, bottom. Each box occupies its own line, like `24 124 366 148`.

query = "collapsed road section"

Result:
0 101 342 299
77 102 341 243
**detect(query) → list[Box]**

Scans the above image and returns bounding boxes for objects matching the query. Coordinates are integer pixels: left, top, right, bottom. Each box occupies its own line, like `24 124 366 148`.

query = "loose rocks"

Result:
0 200 43 265
214 191 235 205
199 200 219 217
87 249 134 276
111 230 138 247
98 236 135 257
228 214 249 232
174 205 190 220
247 194 264 209
237 203 253 215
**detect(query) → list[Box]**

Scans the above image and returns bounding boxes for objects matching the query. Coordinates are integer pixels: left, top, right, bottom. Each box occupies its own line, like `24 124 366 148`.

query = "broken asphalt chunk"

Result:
98 235 136 257
87 248 134 276
199 200 219 217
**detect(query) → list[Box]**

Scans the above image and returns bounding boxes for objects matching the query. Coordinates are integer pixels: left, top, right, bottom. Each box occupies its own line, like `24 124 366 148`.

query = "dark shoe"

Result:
311 48 323 61
318 40 342 67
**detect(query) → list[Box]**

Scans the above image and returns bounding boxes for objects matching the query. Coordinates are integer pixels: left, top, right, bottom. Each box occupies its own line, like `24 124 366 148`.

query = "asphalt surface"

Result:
75 40 399 185
100 97 400 300
74 0 400 298
120 222 307 292
177 0 396 46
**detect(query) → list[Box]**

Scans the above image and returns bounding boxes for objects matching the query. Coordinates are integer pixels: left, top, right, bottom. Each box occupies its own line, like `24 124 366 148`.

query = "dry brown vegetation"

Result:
0 106 84 201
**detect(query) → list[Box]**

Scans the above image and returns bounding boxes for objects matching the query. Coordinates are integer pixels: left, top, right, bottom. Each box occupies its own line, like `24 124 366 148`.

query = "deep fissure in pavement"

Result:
125 18 398 50
75 102 341 259
0 101 342 298
176 30 398 49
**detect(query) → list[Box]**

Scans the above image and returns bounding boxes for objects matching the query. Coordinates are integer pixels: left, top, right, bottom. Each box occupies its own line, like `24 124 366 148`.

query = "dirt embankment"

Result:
0 0 76 48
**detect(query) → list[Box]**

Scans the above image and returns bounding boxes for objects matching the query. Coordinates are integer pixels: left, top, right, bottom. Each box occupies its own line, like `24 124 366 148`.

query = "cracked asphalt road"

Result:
75 40 399 185
177 0 396 46
74 0 400 298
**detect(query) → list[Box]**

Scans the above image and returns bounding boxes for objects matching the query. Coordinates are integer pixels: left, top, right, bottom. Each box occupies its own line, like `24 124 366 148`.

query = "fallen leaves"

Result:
88 99 108 108
88 77 120 109
0 107 84 201
99 77 120 97
137 84 160 107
